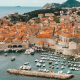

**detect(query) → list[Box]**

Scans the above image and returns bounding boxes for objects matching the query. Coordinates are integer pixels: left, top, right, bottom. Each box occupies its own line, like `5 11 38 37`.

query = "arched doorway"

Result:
18 45 22 48
13 45 17 48
8 45 12 48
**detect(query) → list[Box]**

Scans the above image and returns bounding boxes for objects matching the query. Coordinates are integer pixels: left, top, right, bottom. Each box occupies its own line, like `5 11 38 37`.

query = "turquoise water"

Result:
0 7 41 18
0 51 80 80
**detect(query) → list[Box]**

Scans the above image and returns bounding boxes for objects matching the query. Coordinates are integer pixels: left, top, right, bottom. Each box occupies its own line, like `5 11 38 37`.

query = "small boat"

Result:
24 62 29 65
36 63 41 67
56 66 59 69
55 62 58 65
43 69 47 72
64 63 66 66
52 66 54 69
35 59 39 62
49 65 51 68
61 63 64 65
11 56 15 61
19 66 23 69
49 61 52 64
39 60 45 63
5 53 7 56
64 58 66 60
26 66 31 70
41 57 46 60
46 70 49 73
70 67 75 70
38 69 43 72
58 60 60 62
16 50 18 53
74 64 77 67
67 70 70 74
61 66 64 69
58 71 63 74
76 68 79 71
43 64 45 67
30 49 35 55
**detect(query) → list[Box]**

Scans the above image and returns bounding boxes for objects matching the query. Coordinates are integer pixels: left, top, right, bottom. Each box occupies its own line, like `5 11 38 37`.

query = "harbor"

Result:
0 50 80 80
7 69 74 80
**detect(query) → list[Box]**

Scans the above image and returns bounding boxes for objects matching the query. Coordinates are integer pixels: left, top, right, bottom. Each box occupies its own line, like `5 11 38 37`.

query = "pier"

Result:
7 69 74 80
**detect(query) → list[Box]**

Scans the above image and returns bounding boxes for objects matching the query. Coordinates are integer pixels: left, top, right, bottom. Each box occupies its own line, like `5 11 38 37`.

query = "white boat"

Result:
52 66 54 69
5 53 7 56
67 70 70 74
43 69 47 72
11 56 15 61
36 62 41 67
41 57 46 60
24 49 31 55
58 71 63 74
70 67 75 70
61 66 64 69
35 59 39 62
19 66 23 69
55 62 58 65
61 63 64 65
58 60 60 62
39 60 45 63
74 64 77 67
64 58 66 60
23 66 26 70
24 62 29 65
76 68 79 71
43 64 45 67
46 70 49 73
56 66 59 69
26 66 31 70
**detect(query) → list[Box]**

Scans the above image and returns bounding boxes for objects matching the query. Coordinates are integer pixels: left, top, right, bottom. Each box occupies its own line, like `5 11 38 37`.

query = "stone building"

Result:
0 38 29 50
45 13 54 17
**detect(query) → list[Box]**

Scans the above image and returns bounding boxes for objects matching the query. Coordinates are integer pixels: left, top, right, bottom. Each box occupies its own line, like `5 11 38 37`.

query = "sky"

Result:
0 0 80 7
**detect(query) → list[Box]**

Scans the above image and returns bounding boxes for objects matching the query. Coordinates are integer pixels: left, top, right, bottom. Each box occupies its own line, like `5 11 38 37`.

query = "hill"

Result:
4 8 67 23
42 3 60 9
42 0 80 9
60 0 80 8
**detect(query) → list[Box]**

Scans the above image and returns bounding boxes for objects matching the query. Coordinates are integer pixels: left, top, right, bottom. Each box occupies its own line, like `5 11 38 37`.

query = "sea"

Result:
0 7 80 80
0 50 80 80
0 6 41 18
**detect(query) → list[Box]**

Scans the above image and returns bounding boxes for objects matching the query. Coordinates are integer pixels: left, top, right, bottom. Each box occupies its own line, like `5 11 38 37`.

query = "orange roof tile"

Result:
37 40 44 44
12 38 22 42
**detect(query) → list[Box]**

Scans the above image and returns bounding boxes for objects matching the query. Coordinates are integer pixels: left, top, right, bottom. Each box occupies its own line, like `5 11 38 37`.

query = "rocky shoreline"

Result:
7 69 74 80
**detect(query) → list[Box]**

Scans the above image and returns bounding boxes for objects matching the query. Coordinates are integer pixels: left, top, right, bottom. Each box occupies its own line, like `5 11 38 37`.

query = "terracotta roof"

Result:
12 38 22 42
4 38 11 42
49 44 54 46
0 35 4 40
60 33 72 38
37 40 44 44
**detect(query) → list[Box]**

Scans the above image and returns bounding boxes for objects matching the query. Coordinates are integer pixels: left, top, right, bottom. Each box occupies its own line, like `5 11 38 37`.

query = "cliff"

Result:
42 3 60 9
